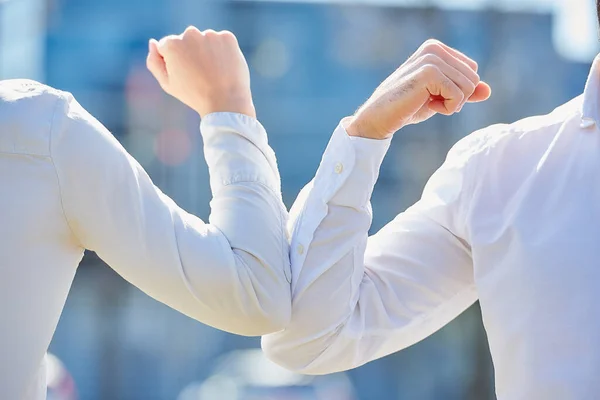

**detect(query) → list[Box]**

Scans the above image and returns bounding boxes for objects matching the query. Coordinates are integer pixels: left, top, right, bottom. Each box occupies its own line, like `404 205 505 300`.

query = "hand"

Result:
346 39 492 140
146 27 255 118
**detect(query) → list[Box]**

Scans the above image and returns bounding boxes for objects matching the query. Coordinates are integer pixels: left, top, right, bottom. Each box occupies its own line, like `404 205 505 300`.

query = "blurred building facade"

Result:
0 0 594 399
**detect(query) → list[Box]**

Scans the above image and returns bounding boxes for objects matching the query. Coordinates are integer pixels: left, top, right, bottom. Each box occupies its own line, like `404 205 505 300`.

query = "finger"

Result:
184 25 201 36
414 40 479 73
421 65 464 115
157 34 181 58
420 54 476 107
146 39 168 87
407 46 479 93
433 41 479 72
467 81 492 103
217 30 240 48
427 45 480 89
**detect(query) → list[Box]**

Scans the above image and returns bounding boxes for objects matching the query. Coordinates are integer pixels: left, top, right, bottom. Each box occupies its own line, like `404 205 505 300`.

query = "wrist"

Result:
345 115 392 140
195 95 256 119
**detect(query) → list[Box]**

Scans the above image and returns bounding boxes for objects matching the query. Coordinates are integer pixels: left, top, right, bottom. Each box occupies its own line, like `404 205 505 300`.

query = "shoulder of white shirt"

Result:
447 94 584 164
0 79 71 157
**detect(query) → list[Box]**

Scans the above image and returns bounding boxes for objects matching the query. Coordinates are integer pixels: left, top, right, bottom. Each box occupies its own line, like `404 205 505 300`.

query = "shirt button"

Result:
297 244 305 255
334 163 344 174
580 118 595 129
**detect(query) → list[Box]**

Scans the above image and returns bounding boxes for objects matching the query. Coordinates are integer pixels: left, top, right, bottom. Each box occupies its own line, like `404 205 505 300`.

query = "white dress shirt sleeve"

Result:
262 120 478 374
49 93 291 336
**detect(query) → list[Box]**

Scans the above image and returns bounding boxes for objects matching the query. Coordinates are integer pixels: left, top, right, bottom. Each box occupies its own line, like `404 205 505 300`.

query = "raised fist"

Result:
347 39 492 140
147 27 255 118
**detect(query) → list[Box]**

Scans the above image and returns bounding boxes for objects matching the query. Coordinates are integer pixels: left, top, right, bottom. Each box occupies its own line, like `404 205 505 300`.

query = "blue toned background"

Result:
1 0 596 399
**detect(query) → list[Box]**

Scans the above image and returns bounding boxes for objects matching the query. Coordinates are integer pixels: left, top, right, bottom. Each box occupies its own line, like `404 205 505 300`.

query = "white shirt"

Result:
263 57 600 399
0 80 291 400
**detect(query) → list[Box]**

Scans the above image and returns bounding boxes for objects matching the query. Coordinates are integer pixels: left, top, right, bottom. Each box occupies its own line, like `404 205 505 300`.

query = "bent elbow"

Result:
229 252 292 336
229 286 291 336
261 334 337 375
261 335 305 373
248 296 291 336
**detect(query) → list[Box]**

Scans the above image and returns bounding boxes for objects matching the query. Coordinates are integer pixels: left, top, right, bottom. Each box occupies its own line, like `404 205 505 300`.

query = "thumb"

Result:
467 81 492 103
146 39 168 88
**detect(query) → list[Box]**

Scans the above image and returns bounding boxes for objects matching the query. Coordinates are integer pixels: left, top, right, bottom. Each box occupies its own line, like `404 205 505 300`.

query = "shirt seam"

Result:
0 150 50 159
0 149 50 156
48 94 84 249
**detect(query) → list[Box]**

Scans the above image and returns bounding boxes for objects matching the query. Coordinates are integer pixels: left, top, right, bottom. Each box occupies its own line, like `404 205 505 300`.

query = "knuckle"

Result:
161 35 181 50
218 30 235 38
219 30 238 43
184 26 198 34
420 53 441 66
161 40 175 52
203 29 218 38
422 39 442 53
183 26 201 39
419 63 441 78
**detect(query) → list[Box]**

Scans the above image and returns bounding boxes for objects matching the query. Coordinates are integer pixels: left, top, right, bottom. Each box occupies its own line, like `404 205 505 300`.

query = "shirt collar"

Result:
580 54 600 128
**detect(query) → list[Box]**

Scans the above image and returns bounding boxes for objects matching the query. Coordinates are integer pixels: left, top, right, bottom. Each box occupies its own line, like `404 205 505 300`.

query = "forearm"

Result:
201 112 291 314
263 121 391 371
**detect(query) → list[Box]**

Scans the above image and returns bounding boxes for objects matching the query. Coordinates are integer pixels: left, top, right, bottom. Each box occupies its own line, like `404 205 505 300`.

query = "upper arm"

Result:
50 92 229 315
341 207 477 368
50 93 290 335
264 125 486 374
283 205 477 375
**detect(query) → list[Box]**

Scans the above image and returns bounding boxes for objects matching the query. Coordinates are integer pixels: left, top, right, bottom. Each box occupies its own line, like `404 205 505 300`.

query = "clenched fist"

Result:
147 27 255 118
347 39 492 140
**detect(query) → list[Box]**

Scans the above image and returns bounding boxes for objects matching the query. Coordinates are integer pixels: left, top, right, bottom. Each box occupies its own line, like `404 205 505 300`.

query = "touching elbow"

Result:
261 334 332 375
229 252 292 336
262 336 304 373
197 291 290 337
229 282 291 336
247 295 291 336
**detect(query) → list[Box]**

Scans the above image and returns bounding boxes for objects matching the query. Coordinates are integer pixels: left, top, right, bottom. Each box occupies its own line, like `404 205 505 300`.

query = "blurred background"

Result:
1 0 597 398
